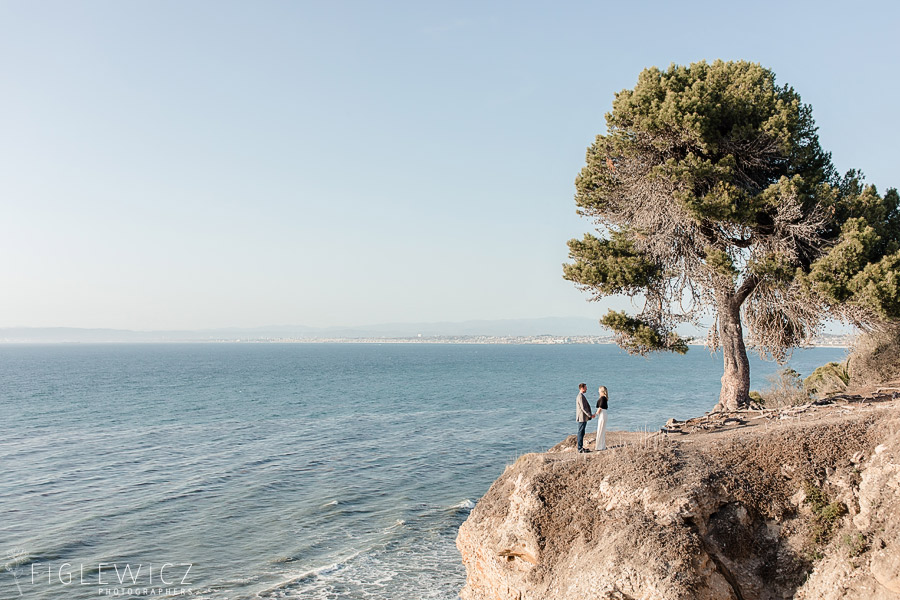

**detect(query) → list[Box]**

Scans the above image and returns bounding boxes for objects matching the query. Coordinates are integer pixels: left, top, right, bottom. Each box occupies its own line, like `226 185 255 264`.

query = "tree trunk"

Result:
714 294 751 412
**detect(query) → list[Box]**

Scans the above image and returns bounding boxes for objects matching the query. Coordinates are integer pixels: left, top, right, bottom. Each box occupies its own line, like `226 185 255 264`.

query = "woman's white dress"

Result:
595 408 607 450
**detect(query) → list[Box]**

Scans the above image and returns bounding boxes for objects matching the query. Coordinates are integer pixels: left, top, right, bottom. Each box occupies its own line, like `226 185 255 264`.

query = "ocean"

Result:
0 343 846 599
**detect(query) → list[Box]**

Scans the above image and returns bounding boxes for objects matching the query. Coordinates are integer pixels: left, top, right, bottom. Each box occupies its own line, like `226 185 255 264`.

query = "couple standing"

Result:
576 383 609 453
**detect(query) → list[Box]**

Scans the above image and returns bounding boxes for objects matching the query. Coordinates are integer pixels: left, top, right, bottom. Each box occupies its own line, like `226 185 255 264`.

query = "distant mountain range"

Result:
0 317 608 343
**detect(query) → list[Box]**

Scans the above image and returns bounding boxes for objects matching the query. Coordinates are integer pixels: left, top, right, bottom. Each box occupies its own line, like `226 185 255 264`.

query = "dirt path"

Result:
548 383 900 456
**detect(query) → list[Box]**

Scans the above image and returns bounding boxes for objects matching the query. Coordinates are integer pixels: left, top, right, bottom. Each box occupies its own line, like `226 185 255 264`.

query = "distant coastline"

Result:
0 330 854 347
227 334 851 347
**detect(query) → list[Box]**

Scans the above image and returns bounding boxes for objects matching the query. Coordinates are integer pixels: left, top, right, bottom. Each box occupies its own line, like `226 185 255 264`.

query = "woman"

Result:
595 386 609 451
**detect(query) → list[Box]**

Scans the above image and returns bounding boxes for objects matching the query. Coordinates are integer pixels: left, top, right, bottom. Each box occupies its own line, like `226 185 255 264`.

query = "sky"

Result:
1 0 898 330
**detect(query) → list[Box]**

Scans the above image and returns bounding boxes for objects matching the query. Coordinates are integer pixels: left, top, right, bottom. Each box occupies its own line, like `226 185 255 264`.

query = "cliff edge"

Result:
457 398 900 600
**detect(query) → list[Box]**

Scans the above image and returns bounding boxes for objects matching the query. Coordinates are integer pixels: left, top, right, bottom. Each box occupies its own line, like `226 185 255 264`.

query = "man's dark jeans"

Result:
576 421 587 451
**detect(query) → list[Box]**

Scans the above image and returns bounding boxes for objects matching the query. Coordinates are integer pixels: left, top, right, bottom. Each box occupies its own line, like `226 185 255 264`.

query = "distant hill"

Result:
0 317 605 343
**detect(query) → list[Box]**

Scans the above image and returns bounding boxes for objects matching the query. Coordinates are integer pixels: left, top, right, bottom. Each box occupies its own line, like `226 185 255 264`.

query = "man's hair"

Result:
579 383 587 390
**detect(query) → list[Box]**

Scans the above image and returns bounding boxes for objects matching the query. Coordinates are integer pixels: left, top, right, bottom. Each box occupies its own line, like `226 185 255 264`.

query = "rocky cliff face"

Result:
457 402 900 600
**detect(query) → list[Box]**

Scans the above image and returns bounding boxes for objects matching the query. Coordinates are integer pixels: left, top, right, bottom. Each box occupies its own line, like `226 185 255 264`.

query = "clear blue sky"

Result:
1 1 897 330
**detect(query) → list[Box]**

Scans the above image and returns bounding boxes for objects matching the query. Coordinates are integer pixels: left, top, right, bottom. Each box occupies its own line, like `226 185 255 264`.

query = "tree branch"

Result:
735 274 760 306
725 235 753 248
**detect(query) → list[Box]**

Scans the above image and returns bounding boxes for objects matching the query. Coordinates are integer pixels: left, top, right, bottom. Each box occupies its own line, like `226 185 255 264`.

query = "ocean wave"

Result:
451 499 475 510
256 549 364 597
255 530 465 599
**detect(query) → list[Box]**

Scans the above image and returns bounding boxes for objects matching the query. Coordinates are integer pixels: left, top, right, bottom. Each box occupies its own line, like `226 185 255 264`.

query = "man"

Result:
575 382 594 453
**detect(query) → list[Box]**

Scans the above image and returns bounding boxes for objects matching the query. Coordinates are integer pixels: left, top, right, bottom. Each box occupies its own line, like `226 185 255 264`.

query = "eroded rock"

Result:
458 405 900 600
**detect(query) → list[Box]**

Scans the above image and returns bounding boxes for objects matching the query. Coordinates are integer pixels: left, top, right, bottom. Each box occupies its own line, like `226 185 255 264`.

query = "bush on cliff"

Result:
757 368 809 408
848 327 900 387
804 362 850 398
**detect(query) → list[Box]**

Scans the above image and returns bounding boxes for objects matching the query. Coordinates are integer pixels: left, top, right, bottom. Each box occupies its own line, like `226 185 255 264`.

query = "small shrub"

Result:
804 362 850 398
848 327 900 387
803 481 828 513
759 368 809 408
805 548 825 562
819 501 847 525
804 481 847 545
842 533 868 558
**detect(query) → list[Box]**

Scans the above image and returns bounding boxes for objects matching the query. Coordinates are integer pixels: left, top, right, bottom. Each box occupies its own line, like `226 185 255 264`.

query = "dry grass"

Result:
756 368 810 409
848 328 900 387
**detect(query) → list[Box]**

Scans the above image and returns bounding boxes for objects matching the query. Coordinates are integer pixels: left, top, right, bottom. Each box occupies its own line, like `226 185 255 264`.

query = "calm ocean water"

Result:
0 343 845 599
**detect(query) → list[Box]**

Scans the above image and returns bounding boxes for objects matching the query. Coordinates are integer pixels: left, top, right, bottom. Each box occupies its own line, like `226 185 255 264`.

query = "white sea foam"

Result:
256 549 364 597
257 534 465 600
453 499 475 510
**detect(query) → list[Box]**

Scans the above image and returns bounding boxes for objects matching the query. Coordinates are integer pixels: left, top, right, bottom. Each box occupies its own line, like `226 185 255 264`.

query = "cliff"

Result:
457 398 900 600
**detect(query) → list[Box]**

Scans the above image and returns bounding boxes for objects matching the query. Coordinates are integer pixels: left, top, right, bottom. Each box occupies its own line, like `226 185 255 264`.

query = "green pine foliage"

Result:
808 172 900 321
563 231 661 295
599 310 689 355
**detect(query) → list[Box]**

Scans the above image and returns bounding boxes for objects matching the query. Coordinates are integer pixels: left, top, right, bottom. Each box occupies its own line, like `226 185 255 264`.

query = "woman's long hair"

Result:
596 386 608 408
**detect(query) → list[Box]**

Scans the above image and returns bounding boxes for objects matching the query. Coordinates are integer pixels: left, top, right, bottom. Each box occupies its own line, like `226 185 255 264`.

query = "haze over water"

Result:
0 343 845 599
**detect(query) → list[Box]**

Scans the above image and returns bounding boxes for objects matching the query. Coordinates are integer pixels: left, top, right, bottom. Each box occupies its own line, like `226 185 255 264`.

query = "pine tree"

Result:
564 60 900 411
